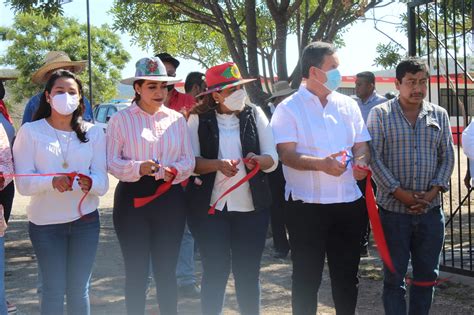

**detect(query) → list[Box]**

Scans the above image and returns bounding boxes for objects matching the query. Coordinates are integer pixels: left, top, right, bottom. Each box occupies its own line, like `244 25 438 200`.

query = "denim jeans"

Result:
188 207 269 315
176 223 196 286
29 210 100 315
0 237 7 315
380 206 445 315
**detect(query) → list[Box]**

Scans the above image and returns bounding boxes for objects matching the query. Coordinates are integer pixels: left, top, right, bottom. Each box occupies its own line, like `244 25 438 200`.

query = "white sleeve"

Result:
270 104 298 144
254 106 278 173
462 121 474 159
187 114 201 157
86 126 109 196
13 124 55 196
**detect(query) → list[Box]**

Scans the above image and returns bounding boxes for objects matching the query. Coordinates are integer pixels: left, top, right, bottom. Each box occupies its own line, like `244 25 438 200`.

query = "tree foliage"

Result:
373 0 472 69
111 0 384 103
5 0 386 103
0 13 130 104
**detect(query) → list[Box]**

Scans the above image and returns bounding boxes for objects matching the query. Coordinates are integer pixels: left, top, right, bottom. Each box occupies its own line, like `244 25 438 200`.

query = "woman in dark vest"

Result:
186 62 278 315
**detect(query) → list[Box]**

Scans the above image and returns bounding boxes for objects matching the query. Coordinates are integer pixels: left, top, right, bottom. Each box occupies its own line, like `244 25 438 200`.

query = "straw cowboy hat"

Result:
0 69 19 81
197 62 256 97
267 81 296 101
121 57 182 85
32 51 87 84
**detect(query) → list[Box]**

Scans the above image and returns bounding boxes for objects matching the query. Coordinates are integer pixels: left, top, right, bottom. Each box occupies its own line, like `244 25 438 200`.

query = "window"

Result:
95 106 108 123
106 107 118 122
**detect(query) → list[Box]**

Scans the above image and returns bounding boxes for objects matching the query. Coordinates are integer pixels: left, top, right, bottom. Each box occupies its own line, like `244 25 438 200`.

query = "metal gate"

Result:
408 0 474 276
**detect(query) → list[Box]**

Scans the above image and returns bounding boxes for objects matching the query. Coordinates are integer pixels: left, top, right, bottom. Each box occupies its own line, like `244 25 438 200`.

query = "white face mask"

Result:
223 89 247 111
51 93 79 116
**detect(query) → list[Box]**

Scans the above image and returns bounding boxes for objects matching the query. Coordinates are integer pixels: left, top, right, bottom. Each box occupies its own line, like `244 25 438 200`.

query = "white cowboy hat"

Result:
121 57 182 86
267 81 297 101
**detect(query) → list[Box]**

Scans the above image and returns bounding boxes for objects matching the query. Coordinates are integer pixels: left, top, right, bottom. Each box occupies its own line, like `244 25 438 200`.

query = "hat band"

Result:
137 73 169 77
207 79 240 91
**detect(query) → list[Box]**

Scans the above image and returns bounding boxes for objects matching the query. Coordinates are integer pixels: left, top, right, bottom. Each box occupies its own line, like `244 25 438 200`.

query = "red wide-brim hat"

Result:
197 62 256 97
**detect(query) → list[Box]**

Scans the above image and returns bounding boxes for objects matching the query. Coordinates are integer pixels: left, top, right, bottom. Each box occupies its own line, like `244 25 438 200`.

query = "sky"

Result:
0 1 409 79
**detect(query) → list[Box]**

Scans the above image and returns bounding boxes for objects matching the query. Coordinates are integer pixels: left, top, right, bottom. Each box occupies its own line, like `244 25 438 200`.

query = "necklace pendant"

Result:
62 162 69 169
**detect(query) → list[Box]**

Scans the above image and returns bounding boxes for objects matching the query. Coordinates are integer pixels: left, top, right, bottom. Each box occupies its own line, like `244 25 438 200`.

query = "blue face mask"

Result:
323 68 342 91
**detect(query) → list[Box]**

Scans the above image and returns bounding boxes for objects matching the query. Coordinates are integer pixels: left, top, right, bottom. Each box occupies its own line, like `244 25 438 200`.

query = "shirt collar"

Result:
357 91 377 105
393 97 433 117
299 85 336 105
129 101 169 117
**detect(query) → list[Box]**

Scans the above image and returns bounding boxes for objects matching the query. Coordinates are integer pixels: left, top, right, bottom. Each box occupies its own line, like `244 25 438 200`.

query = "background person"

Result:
107 56 195 315
13 70 108 315
354 71 387 257
186 62 278 315
156 52 195 118
263 81 296 259
171 71 208 299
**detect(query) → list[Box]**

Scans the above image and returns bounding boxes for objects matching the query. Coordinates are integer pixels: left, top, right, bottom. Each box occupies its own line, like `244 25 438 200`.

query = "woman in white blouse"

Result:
13 70 108 315
186 62 278 315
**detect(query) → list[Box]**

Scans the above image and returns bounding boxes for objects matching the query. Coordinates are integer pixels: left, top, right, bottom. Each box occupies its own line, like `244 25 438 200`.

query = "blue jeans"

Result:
29 211 100 315
176 223 196 286
0 237 7 315
380 206 445 315
188 207 269 315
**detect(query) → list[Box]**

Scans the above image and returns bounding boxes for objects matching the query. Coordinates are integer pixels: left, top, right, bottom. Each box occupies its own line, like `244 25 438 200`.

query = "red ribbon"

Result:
208 158 260 215
356 165 449 286
133 168 178 208
1 172 92 217
360 168 396 274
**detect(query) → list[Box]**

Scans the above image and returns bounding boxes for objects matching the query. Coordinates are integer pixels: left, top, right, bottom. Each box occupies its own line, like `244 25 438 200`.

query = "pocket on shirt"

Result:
425 119 441 143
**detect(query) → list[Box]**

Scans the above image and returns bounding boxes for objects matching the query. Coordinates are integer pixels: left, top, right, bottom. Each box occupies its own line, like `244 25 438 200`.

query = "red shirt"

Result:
166 89 196 116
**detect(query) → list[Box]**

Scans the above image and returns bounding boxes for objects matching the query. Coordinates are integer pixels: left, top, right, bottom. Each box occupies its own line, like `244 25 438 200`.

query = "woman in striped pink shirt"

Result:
106 57 195 315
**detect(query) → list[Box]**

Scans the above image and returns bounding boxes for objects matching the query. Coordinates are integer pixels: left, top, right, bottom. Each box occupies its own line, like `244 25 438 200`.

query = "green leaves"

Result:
0 13 131 104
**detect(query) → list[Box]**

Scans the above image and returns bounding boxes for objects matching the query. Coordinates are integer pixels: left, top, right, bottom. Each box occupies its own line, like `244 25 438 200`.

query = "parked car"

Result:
93 99 132 131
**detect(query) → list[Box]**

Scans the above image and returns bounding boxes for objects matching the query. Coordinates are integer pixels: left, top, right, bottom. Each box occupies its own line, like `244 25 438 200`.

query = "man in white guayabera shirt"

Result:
271 41 371 315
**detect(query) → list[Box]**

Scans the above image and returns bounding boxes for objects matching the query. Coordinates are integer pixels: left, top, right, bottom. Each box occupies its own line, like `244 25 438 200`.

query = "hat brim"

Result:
0 76 18 81
32 60 87 84
197 78 256 97
120 76 182 86
267 88 297 101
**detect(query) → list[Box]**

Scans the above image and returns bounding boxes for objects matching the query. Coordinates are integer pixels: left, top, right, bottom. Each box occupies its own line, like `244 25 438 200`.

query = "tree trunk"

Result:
260 48 271 95
274 17 289 80
245 0 260 86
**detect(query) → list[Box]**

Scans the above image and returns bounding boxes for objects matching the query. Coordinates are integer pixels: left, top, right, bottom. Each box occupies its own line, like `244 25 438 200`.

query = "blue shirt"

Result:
356 91 387 123
22 92 94 125
367 98 455 214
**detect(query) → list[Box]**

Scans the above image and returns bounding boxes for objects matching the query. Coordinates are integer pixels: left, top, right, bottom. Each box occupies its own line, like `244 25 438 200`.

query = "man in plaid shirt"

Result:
367 58 454 315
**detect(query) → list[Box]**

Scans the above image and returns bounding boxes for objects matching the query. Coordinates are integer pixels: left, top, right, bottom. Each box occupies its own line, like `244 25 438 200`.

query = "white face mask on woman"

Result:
51 93 79 116
223 89 247 111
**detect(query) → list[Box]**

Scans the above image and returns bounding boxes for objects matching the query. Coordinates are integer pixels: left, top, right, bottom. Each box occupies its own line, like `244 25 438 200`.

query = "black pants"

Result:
0 181 14 222
268 163 290 254
357 178 376 249
286 197 365 315
113 177 186 315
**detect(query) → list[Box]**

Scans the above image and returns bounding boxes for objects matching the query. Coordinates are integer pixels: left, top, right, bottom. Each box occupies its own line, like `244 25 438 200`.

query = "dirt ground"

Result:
4 175 474 315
